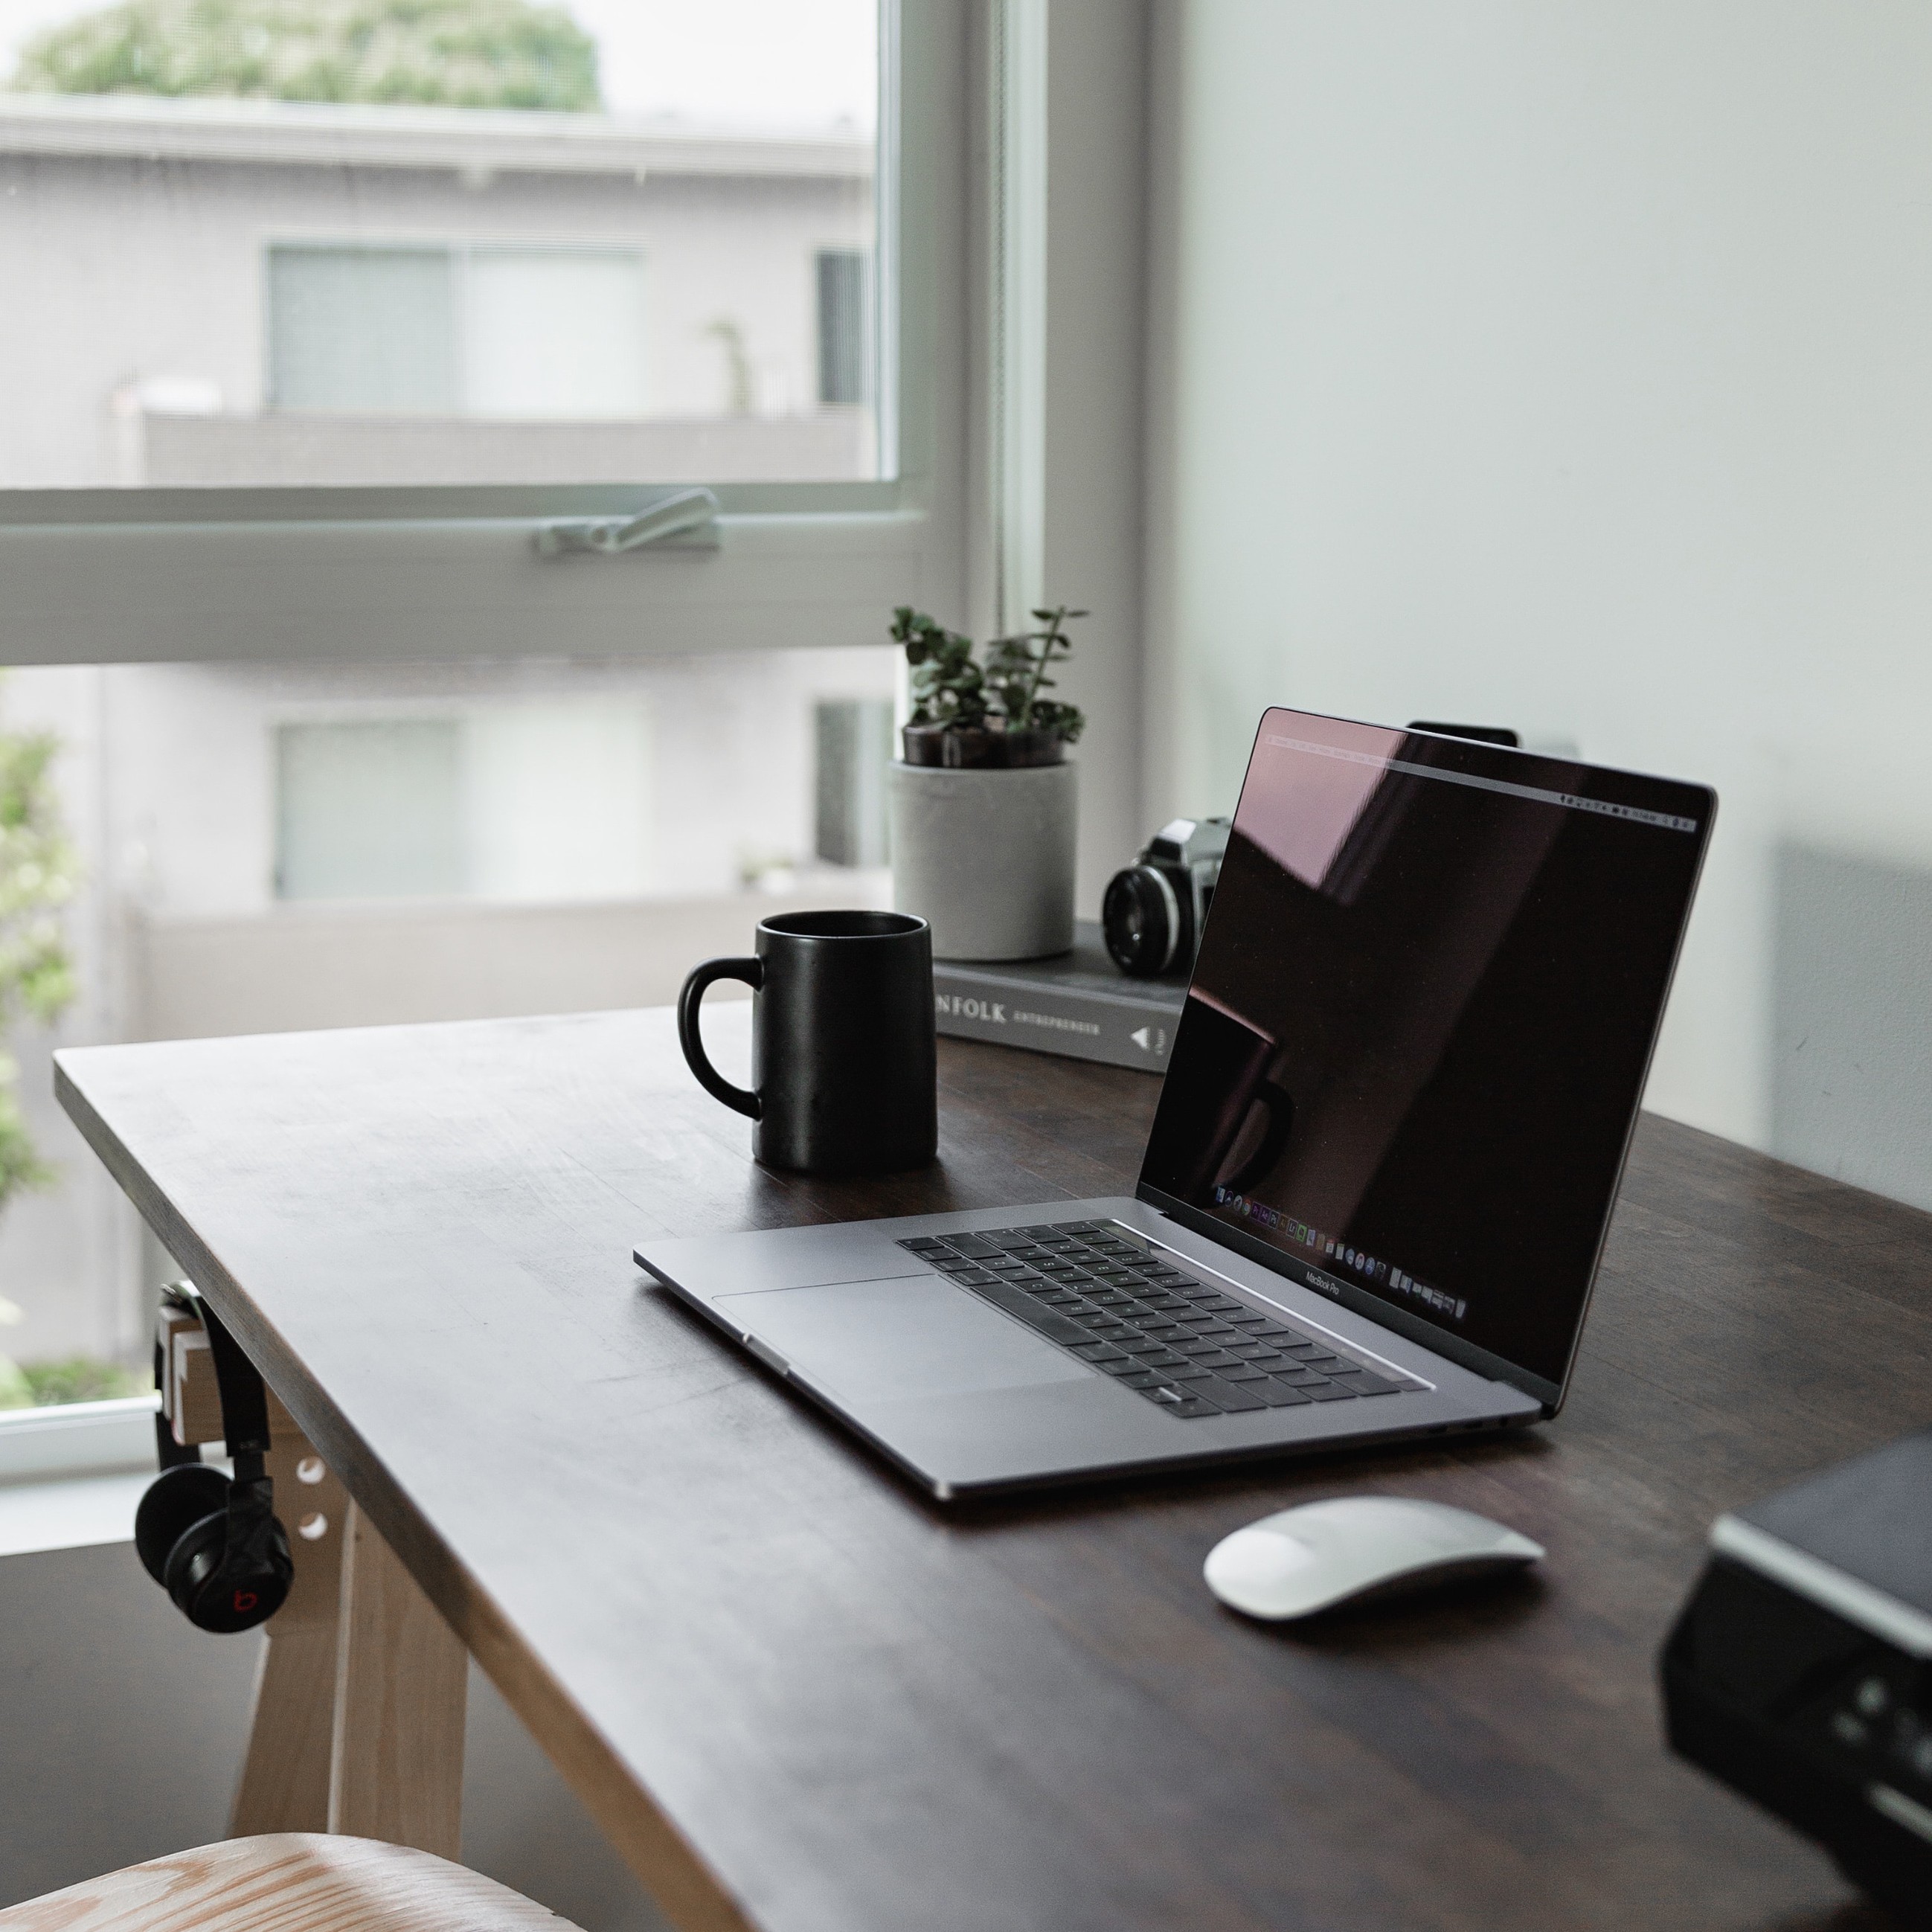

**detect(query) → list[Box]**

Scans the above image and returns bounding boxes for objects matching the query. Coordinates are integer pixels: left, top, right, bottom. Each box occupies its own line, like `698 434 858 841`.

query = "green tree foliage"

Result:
11 0 602 113
20 1354 147 1404
0 728 78 1409
0 732 78 1055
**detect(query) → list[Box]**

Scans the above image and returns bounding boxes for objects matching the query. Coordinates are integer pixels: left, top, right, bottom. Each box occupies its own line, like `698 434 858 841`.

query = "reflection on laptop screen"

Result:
1137 710 1713 1394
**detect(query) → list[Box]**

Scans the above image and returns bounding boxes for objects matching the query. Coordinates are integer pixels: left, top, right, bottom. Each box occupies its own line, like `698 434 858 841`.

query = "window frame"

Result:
0 0 967 670
0 0 998 1447
0 1396 161 1483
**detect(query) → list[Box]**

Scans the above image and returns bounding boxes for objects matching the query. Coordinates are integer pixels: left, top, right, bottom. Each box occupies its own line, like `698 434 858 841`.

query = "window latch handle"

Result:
534 487 721 557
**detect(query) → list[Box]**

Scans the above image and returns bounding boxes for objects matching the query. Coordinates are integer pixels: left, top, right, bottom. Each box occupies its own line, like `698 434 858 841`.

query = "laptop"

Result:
635 707 1715 1499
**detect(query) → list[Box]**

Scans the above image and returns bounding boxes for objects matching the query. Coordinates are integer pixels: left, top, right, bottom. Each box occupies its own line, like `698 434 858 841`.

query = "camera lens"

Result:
1103 867 1180 977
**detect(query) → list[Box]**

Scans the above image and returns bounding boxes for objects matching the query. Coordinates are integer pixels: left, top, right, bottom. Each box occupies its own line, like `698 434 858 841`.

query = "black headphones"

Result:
135 1284 293 1634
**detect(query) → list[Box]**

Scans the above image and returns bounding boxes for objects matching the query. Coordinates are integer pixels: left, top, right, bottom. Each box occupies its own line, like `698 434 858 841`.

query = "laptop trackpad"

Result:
714 1274 1089 1403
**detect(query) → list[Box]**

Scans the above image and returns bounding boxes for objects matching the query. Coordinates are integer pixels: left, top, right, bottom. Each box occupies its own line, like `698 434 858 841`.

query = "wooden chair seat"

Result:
0 1836 583 1932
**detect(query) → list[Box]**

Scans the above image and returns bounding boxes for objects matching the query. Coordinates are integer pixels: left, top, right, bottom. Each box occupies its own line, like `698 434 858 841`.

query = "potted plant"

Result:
886 606 1088 961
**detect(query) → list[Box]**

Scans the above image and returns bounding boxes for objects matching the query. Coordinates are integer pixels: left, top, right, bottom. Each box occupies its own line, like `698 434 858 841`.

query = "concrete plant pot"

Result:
887 760 1077 961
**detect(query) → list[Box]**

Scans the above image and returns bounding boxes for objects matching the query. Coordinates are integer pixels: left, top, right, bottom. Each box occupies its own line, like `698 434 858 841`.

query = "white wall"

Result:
1146 0 1932 1192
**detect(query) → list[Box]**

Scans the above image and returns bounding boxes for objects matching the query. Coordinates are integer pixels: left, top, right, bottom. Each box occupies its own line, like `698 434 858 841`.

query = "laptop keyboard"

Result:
897 1220 1422 1419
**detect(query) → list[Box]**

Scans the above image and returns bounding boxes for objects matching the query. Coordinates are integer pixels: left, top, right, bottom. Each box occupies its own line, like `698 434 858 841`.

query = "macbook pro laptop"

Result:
636 708 1715 1498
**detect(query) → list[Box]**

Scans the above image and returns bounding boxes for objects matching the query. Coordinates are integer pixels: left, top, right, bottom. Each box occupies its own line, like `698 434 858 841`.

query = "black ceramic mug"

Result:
678 911 938 1175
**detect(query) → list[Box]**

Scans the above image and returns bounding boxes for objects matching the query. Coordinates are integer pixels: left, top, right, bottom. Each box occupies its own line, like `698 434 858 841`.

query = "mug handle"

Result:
678 957 764 1119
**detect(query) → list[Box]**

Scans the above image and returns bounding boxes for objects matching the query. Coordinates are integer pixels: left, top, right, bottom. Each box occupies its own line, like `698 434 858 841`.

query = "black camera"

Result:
1103 818 1230 978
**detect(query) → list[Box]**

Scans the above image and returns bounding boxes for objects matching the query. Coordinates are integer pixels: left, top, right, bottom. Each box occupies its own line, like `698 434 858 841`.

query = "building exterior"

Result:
0 91 877 488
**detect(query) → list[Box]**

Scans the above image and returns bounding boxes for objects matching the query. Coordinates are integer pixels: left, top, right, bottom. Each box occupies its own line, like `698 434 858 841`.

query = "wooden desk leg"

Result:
170 1307 468 1858
327 1500 469 1859
229 1430 349 1837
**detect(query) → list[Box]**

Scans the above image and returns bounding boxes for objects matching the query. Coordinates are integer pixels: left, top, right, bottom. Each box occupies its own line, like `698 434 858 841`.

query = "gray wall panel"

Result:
0 1541 667 1931
1773 844 1932 1212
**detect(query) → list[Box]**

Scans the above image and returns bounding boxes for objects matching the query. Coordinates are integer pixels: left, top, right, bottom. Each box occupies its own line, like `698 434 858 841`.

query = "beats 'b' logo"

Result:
231 1590 258 1614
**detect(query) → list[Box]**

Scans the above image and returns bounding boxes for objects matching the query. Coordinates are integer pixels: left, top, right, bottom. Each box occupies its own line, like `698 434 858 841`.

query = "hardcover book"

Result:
932 922 1188 1073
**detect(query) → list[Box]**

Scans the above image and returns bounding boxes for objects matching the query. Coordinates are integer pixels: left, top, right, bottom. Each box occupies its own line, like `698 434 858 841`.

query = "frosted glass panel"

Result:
463 250 647 420
269 247 457 415
815 249 867 406
814 697 890 867
276 719 463 899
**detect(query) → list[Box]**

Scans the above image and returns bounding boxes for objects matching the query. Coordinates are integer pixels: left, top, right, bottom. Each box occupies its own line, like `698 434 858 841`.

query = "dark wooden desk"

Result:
57 1007 1929 1932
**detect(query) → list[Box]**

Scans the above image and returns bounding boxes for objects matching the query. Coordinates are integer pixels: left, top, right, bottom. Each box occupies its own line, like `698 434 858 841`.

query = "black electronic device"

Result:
135 1283 292 1634
1661 1430 1932 1928
1405 720 1520 748
1102 816 1230 978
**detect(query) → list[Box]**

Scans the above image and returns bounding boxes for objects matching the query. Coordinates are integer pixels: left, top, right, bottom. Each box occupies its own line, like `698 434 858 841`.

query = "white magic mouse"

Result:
1204 1495 1545 1621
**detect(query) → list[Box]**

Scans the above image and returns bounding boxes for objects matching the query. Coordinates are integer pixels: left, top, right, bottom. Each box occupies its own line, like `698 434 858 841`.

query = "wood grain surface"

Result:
0 1833 579 1932
230 1424 347 1838
326 1503 468 1857
55 1005 1931 1932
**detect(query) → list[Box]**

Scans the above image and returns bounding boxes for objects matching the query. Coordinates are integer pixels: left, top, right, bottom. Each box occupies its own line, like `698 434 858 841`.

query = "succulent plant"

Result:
891 604 1086 766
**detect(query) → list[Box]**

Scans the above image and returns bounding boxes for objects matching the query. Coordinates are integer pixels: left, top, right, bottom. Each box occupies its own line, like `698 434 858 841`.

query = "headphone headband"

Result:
163 1283 272 1482
152 1321 199 1472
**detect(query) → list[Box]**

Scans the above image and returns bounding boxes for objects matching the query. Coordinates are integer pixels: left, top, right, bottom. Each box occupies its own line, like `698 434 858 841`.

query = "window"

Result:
268 245 650 423
1 643 900 1431
276 700 658 902
277 721 467 898
269 249 460 417
0 0 976 1437
817 248 871 406
815 697 893 866
463 250 648 420
0 0 963 667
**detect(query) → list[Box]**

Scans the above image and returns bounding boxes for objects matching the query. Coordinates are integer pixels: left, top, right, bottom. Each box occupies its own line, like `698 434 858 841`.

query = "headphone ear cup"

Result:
167 1505 293 1634
161 1507 232 1623
135 1463 230 1587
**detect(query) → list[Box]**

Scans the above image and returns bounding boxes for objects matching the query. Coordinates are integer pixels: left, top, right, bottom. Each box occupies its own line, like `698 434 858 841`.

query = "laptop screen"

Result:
1136 710 1713 1399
